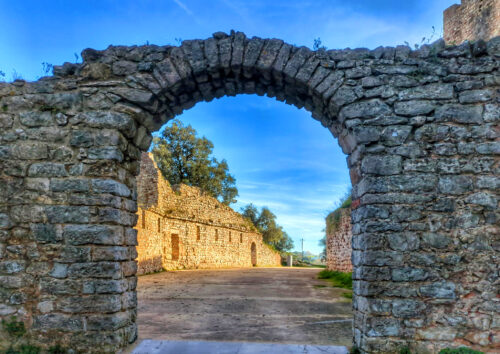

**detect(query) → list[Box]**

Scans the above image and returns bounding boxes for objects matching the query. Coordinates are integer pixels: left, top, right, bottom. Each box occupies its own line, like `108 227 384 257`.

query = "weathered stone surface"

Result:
64 225 123 245
46 206 90 223
435 104 483 124
68 262 122 279
438 175 473 194
419 282 456 299
28 162 68 177
92 179 131 197
31 223 61 243
33 313 83 332
361 155 402 175
19 111 53 127
339 99 391 120
77 111 137 138
459 89 493 103
394 101 436 116
398 83 454 100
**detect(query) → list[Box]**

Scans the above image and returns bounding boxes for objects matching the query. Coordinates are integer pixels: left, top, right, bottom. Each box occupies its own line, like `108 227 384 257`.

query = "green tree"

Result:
318 236 326 261
241 204 294 252
152 119 238 205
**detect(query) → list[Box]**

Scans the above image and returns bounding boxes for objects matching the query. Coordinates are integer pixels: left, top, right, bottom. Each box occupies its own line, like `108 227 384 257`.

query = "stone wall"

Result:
444 0 500 44
0 32 498 353
326 208 352 273
135 153 281 274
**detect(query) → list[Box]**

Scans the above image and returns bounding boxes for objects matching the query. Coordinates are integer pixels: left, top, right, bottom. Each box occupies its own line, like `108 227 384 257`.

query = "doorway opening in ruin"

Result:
251 242 257 266
171 234 179 261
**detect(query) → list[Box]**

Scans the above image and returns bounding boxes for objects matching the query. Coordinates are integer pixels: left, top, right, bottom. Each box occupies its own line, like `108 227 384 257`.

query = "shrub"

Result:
318 270 352 289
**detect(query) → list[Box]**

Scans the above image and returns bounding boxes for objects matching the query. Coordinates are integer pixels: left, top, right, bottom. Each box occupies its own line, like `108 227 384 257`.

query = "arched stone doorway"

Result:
0 32 498 353
251 242 257 266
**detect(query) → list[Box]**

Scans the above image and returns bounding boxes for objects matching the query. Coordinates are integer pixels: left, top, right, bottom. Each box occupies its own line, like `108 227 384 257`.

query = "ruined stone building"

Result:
135 153 281 274
325 207 352 273
444 0 500 44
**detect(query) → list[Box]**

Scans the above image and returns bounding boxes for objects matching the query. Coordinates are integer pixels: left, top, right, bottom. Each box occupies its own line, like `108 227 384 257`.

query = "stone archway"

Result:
0 32 498 353
251 242 257 266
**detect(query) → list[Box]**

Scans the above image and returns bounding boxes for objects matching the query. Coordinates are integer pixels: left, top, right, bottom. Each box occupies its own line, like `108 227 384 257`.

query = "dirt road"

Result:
136 267 353 346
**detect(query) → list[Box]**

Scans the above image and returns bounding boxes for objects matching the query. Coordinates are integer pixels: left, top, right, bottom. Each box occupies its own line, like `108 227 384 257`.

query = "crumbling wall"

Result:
326 208 352 273
444 0 500 44
135 153 281 274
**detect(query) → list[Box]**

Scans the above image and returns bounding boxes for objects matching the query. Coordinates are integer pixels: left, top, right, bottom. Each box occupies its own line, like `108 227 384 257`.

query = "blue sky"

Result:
0 0 457 254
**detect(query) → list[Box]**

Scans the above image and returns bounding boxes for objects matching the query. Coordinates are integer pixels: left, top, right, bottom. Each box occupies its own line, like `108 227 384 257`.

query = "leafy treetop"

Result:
152 119 238 205
241 203 294 252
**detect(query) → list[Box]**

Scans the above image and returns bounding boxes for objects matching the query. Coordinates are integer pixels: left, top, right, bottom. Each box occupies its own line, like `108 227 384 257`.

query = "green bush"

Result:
317 270 352 289
439 348 483 354
48 344 68 354
400 346 411 354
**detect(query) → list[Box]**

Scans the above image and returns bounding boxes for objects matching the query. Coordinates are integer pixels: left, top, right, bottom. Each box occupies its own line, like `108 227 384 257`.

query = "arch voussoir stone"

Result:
0 32 498 353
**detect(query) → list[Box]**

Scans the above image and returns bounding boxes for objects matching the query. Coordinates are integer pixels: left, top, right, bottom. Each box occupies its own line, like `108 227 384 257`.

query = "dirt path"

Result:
136 267 353 346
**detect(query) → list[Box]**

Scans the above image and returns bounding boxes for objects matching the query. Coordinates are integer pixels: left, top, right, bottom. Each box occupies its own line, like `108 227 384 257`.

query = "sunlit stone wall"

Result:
135 153 281 274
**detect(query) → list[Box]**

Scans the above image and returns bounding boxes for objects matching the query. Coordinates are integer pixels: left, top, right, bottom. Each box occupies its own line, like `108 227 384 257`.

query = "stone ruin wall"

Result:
135 153 281 274
444 0 500 44
326 208 353 273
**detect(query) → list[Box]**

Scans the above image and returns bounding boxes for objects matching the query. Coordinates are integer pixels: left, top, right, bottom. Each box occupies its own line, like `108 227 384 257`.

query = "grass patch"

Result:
318 270 352 289
439 348 483 354
2 317 26 338
342 292 353 299
294 263 326 268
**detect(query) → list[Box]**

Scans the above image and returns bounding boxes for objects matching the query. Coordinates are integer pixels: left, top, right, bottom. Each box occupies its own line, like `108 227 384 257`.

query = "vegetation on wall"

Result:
319 192 352 259
241 203 294 252
152 119 238 205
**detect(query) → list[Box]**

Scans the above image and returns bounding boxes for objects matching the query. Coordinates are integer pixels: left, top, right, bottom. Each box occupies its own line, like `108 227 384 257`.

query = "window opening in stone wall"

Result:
229 231 231 243
197 226 201 241
240 233 243 243
142 210 145 229
171 234 179 261
215 229 218 241
157 217 161 233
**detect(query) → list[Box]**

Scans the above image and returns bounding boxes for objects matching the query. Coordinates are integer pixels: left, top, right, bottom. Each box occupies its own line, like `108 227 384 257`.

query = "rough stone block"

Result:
419 281 456 299
64 224 124 245
91 179 131 197
19 111 53 127
68 262 122 279
58 294 122 313
361 155 402 175
46 206 90 223
33 313 83 332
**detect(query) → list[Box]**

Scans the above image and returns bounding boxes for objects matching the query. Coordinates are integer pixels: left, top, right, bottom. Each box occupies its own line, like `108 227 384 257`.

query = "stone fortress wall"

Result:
135 153 281 274
326 208 352 273
444 0 500 44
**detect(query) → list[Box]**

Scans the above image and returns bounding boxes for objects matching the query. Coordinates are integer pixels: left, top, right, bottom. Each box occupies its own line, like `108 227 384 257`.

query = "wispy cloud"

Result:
172 0 195 17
